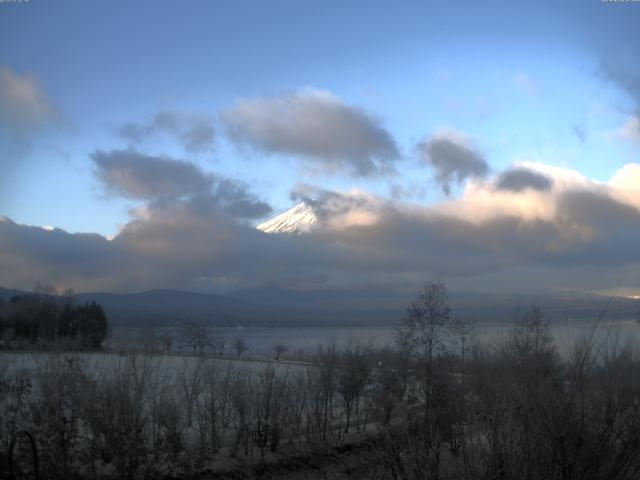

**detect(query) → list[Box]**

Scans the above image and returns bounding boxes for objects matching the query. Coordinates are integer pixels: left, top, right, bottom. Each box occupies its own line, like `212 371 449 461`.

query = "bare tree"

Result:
396 281 455 410
502 305 558 383
177 358 203 428
82 354 154 479
337 340 371 433
314 343 339 442
138 326 159 354
33 354 92 479
254 365 292 455
373 356 405 425
180 321 209 355
159 333 173 354
210 328 227 357
233 338 248 358
273 343 288 359
196 359 235 452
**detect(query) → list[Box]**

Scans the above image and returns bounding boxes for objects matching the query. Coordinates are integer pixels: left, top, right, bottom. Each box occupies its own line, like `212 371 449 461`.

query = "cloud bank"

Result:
3 161 640 295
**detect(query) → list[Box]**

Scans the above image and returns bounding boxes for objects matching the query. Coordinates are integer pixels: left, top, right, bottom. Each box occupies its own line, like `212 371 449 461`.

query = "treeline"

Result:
0 293 109 349
2 282 640 479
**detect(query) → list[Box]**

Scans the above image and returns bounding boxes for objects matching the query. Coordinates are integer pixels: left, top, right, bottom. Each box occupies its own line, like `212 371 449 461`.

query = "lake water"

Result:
107 319 640 358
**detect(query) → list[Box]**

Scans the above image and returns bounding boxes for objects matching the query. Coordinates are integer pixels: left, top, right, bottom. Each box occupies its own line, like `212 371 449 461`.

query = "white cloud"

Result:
609 162 640 208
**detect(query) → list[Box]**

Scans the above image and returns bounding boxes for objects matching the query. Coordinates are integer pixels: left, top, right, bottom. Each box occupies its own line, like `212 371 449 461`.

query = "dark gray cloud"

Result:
0 217 123 291
602 62 640 113
495 167 553 192
290 183 378 221
117 111 216 154
3 182 640 294
91 149 271 219
92 149 214 199
418 132 489 195
221 89 399 177
213 179 272 219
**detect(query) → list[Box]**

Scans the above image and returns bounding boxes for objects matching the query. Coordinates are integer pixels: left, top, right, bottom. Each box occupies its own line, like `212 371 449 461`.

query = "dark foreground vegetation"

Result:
2 282 640 479
0 292 109 350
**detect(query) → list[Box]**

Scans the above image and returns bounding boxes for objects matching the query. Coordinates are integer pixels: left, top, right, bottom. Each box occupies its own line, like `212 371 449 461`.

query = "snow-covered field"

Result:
0 350 309 380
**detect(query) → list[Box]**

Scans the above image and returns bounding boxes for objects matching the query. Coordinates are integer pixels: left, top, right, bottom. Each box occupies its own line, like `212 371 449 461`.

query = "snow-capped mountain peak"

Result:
257 202 318 234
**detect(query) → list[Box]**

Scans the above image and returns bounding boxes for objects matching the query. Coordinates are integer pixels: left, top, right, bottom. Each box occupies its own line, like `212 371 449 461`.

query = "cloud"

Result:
0 202 319 292
436 162 592 224
91 149 271 219
602 62 640 143
92 149 214 199
0 66 59 165
418 130 489 195
602 62 640 113
609 162 640 209
221 88 399 177
0 66 56 132
4 161 640 295
495 167 553 192
0 218 120 291
291 183 380 220
117 110 216 154
211 179 272 219
611 116 640 143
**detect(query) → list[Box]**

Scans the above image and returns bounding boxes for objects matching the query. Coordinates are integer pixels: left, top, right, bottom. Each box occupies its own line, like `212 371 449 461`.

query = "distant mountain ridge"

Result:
1 286 638 328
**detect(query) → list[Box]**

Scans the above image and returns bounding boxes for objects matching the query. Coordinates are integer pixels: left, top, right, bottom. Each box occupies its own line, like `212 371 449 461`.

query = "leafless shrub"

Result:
233 338 249 358
210 328 227 357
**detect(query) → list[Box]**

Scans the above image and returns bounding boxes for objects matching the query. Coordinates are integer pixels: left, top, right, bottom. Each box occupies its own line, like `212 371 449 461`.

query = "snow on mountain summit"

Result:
257 202 318 234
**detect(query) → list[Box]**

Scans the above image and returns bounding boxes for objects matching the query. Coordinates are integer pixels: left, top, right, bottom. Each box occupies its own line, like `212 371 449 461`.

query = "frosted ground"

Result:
0 350 308 379
2 318 638 378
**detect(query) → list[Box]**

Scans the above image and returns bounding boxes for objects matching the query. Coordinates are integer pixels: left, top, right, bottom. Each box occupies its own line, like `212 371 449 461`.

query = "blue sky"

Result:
1 0 637 235
1 1 640 295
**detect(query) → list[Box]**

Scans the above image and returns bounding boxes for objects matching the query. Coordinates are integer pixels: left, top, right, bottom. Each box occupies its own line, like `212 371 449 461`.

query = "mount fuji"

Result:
257 202 318 234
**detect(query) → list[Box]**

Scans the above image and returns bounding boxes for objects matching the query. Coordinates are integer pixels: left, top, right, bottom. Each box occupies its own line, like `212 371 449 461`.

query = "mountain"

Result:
230 288 640 324
257 202 318 233
74 289 341 327
0 287 352 327
1 286 638 327
0 287 27 300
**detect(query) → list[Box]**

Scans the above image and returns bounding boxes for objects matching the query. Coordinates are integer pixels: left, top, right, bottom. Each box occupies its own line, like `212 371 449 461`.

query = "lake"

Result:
106 318 640 358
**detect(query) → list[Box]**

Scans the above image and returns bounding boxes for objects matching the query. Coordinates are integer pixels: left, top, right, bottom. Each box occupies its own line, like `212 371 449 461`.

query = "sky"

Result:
1 0 640 296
